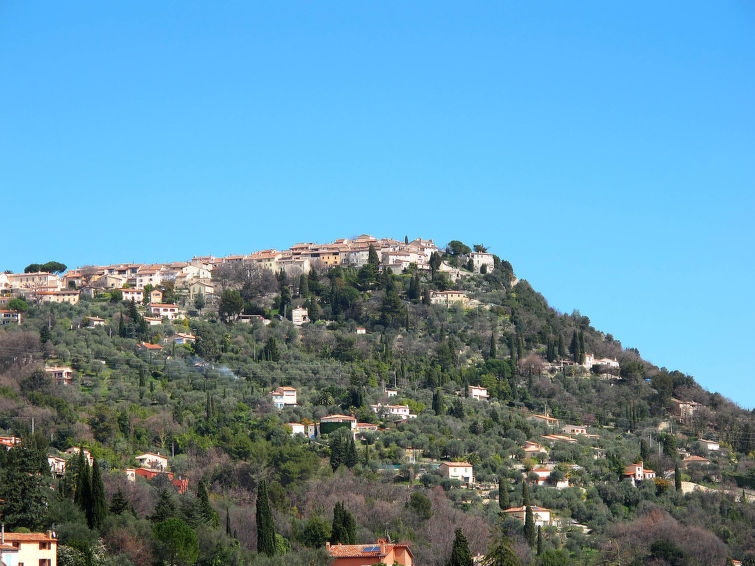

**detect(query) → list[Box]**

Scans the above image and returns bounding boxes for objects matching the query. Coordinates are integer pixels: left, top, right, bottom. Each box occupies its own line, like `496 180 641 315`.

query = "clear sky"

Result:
1 2 754 407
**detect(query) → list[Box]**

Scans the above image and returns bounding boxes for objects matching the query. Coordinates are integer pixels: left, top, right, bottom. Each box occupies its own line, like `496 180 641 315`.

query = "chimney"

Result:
379 538 386 554
325 542 330 551
2 522 5 544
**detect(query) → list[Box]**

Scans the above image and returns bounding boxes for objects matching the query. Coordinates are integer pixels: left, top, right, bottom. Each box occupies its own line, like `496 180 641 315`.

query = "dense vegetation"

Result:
1 243 753 565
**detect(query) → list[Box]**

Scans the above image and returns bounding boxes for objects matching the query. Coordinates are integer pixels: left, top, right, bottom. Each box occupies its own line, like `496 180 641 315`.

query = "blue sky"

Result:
1 2 754 407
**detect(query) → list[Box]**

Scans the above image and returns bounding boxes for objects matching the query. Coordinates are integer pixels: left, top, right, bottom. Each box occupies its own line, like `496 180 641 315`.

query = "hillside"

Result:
0 237 753 566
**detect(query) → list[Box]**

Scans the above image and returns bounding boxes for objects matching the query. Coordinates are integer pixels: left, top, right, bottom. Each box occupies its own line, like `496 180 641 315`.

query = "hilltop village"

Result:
0 235 753 566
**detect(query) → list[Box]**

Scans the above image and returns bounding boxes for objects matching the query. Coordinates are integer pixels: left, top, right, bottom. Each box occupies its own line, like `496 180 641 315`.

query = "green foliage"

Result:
7 298 29 312
219 289 244 322
153 517 199 566
524 505 536 547
25 261 66 273
408 491 433 521
448 528 473 566
89 456 107 530
330 502 356 545
498 477 509 510
301 515 330 548
0 443 50 530
256 480 276 556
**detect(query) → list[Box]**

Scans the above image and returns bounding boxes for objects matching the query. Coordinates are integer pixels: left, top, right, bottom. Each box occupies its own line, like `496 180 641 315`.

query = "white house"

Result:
149 303 181 320
291 307 309 326
562 424 587 436
468 385 489 401
370 404 416 419
121 288 144 303
271 386 297 408
624 461 655 483
135 452 168 472
0 310 22 325
65 447 93 467
48 455 66 477
439 461 475 485
503 506 553 528
699 439 720 451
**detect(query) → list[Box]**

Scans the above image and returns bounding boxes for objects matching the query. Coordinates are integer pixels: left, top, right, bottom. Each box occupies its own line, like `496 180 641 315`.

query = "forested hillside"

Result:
1 242 753 566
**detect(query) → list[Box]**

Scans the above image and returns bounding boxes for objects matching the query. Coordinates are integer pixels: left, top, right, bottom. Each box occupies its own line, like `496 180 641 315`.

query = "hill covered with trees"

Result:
1 239 753 566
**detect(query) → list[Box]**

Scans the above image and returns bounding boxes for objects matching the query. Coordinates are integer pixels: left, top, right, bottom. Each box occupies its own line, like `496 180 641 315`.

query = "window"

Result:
39 560 52 566
39 542 51 550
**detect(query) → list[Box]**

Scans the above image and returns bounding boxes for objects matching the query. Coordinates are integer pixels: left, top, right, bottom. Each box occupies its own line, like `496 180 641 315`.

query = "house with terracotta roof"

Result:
683 455 711 466
540 434 577 444
326 538 413 566
48 455 67 477
149 303 181 320
271 386 297 409
138 342 163 351
523 441 548 458
430 290 470 307
0 435 21 450
317 415 357 436
468 385 489 401
135 452 168 472
121 288 144 303
562 424 587 435
503 506 554 528
624 461 656 484
45 366 73 385
439 461 475 486
0 310 22 325
529 414 559 427
1 531 57 566
37 290 80 305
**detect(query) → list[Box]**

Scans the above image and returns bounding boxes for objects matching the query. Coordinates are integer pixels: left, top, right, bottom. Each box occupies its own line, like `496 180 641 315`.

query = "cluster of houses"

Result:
0 235 496 316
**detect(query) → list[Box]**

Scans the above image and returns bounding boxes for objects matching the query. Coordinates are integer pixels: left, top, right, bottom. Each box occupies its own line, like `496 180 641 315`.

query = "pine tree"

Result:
524 505 536 547
109 488 130 515
448 528 473 566
674 462 681 491
0 444 50 530
345 437 358 469
197 480 219 527
150 488 177 523
521 479 530 506
256 480 276 556
89 456 107 530
498 477 509 510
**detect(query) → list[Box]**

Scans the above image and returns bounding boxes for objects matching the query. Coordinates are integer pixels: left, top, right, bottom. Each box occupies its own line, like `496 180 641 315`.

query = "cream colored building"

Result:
1 532 57 566
430 290 470 307
439 462 475 485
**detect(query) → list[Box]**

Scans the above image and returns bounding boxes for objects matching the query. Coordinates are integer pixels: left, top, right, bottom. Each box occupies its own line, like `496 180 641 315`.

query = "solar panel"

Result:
363 546 381 552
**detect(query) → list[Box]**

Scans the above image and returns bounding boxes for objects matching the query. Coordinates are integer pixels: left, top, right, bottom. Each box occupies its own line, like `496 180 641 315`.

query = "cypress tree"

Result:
524 505 536 547
498 477 509 510
674 462 681 491
432 389 445 415
345 437 358 469
521 479 530 507
344 507 356 544
330 432 345 471
536 526 542 555
489 331 497 359
331 502 346 544
75 449 91 515
448 528 473 566
557 334 566 358
256 480 276 556
89 456 107 530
